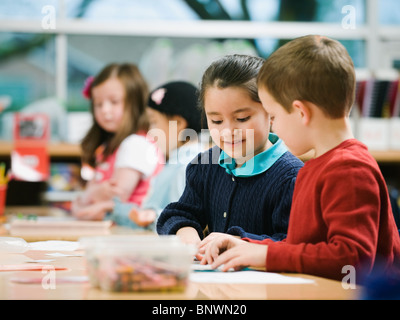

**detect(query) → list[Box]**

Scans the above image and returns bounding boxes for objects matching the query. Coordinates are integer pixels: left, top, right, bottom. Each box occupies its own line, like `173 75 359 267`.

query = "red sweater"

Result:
248 139 400 281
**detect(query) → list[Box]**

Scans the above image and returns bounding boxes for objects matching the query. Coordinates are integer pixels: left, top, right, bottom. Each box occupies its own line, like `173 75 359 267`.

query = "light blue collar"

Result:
219 133 287 177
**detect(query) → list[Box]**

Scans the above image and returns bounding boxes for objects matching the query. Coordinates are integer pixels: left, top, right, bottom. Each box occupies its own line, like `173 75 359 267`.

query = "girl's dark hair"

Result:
81 63 149 167
198 54 265 109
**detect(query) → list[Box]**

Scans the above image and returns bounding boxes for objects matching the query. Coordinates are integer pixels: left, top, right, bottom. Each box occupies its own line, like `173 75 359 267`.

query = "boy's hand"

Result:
200 234 242 266
202 235 268 272
196 232 224 261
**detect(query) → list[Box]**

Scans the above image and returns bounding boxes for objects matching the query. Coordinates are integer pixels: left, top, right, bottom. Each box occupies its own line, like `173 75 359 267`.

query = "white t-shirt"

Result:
114 134 159 178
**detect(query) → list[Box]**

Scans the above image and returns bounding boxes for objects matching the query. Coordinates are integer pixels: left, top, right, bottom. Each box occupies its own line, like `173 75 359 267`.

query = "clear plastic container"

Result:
79 235 182 287
79 235 195 292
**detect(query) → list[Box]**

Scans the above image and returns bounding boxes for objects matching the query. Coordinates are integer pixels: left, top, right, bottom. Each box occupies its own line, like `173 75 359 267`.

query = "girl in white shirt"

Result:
71 63 162 221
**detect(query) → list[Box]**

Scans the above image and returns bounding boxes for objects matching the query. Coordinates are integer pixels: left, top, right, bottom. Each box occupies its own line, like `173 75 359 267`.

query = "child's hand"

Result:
197 232 240 261
201 235 268 272
129 208 156 227
72 201 113 221
200 234 241 266
176 227 201 246
98 180 124 201
83 181 117 203
198 232 225 250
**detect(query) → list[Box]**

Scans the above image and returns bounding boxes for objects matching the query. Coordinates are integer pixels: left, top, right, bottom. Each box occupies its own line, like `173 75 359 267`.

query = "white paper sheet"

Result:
45 252 84 257
28 240 80 252
191 264 226 271
190 269 315 285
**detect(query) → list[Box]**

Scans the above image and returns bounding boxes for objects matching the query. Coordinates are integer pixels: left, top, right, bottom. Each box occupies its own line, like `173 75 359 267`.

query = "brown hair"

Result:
81 63 149 167
257 35 356 118
199 54 265 109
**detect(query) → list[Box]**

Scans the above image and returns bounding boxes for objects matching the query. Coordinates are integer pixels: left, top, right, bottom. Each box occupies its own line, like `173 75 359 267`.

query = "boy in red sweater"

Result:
200 35 400 281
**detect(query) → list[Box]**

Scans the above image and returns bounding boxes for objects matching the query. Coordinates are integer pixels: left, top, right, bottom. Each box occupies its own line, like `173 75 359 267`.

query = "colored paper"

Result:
0 264 67 271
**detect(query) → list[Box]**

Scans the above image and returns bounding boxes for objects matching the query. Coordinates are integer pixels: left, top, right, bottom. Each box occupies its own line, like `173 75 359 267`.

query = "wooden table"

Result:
0 249 361 300
0 206 363 300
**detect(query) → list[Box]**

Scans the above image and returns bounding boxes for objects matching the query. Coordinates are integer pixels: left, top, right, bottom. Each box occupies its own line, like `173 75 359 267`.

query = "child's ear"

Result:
171 115 188 132
292 100 311 126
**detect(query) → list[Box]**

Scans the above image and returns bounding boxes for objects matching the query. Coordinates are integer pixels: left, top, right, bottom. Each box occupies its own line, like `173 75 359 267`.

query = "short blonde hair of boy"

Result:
258 35 356 119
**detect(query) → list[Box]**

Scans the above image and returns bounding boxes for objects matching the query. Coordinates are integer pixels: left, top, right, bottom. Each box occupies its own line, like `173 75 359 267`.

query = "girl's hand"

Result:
201 235 268 272
89 180 123 203
72 200 114 221
176 227 201 246
129 208 156 227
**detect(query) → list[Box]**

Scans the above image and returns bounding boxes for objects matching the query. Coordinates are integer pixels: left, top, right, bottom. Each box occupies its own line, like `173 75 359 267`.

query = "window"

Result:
0 0 399 141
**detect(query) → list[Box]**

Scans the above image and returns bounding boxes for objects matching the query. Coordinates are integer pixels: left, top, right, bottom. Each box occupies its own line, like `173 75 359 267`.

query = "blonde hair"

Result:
258 35 356 118
81 63 149 167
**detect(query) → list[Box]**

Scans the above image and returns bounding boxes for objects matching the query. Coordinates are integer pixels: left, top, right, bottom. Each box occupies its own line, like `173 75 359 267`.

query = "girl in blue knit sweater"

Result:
157 54 304 247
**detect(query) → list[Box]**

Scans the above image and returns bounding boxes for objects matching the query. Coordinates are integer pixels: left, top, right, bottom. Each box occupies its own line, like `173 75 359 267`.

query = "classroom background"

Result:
0 0 399 213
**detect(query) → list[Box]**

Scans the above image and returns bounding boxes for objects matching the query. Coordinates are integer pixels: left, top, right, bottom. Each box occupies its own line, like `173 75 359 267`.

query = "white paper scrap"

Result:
26 259 55 263
191 264 225 271
190 270 315 285
28 241 80 252
45 252 83 257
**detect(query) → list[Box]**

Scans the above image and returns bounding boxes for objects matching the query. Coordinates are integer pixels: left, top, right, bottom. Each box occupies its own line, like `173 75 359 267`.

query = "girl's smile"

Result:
204 86 271 166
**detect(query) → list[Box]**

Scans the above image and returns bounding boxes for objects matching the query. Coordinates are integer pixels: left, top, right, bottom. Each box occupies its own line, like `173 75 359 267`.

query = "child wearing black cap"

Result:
111 81 207 228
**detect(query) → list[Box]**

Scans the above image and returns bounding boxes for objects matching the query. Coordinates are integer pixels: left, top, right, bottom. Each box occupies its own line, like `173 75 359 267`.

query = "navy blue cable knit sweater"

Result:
157 146 304 241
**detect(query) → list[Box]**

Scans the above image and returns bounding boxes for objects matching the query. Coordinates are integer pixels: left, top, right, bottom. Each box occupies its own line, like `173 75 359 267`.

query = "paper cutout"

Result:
12 113 50 182
11 146 49 181
0 264 67 271
10 275 89 284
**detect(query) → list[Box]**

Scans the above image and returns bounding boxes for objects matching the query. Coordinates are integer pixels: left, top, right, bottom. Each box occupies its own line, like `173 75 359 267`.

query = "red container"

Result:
0 184 7 216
